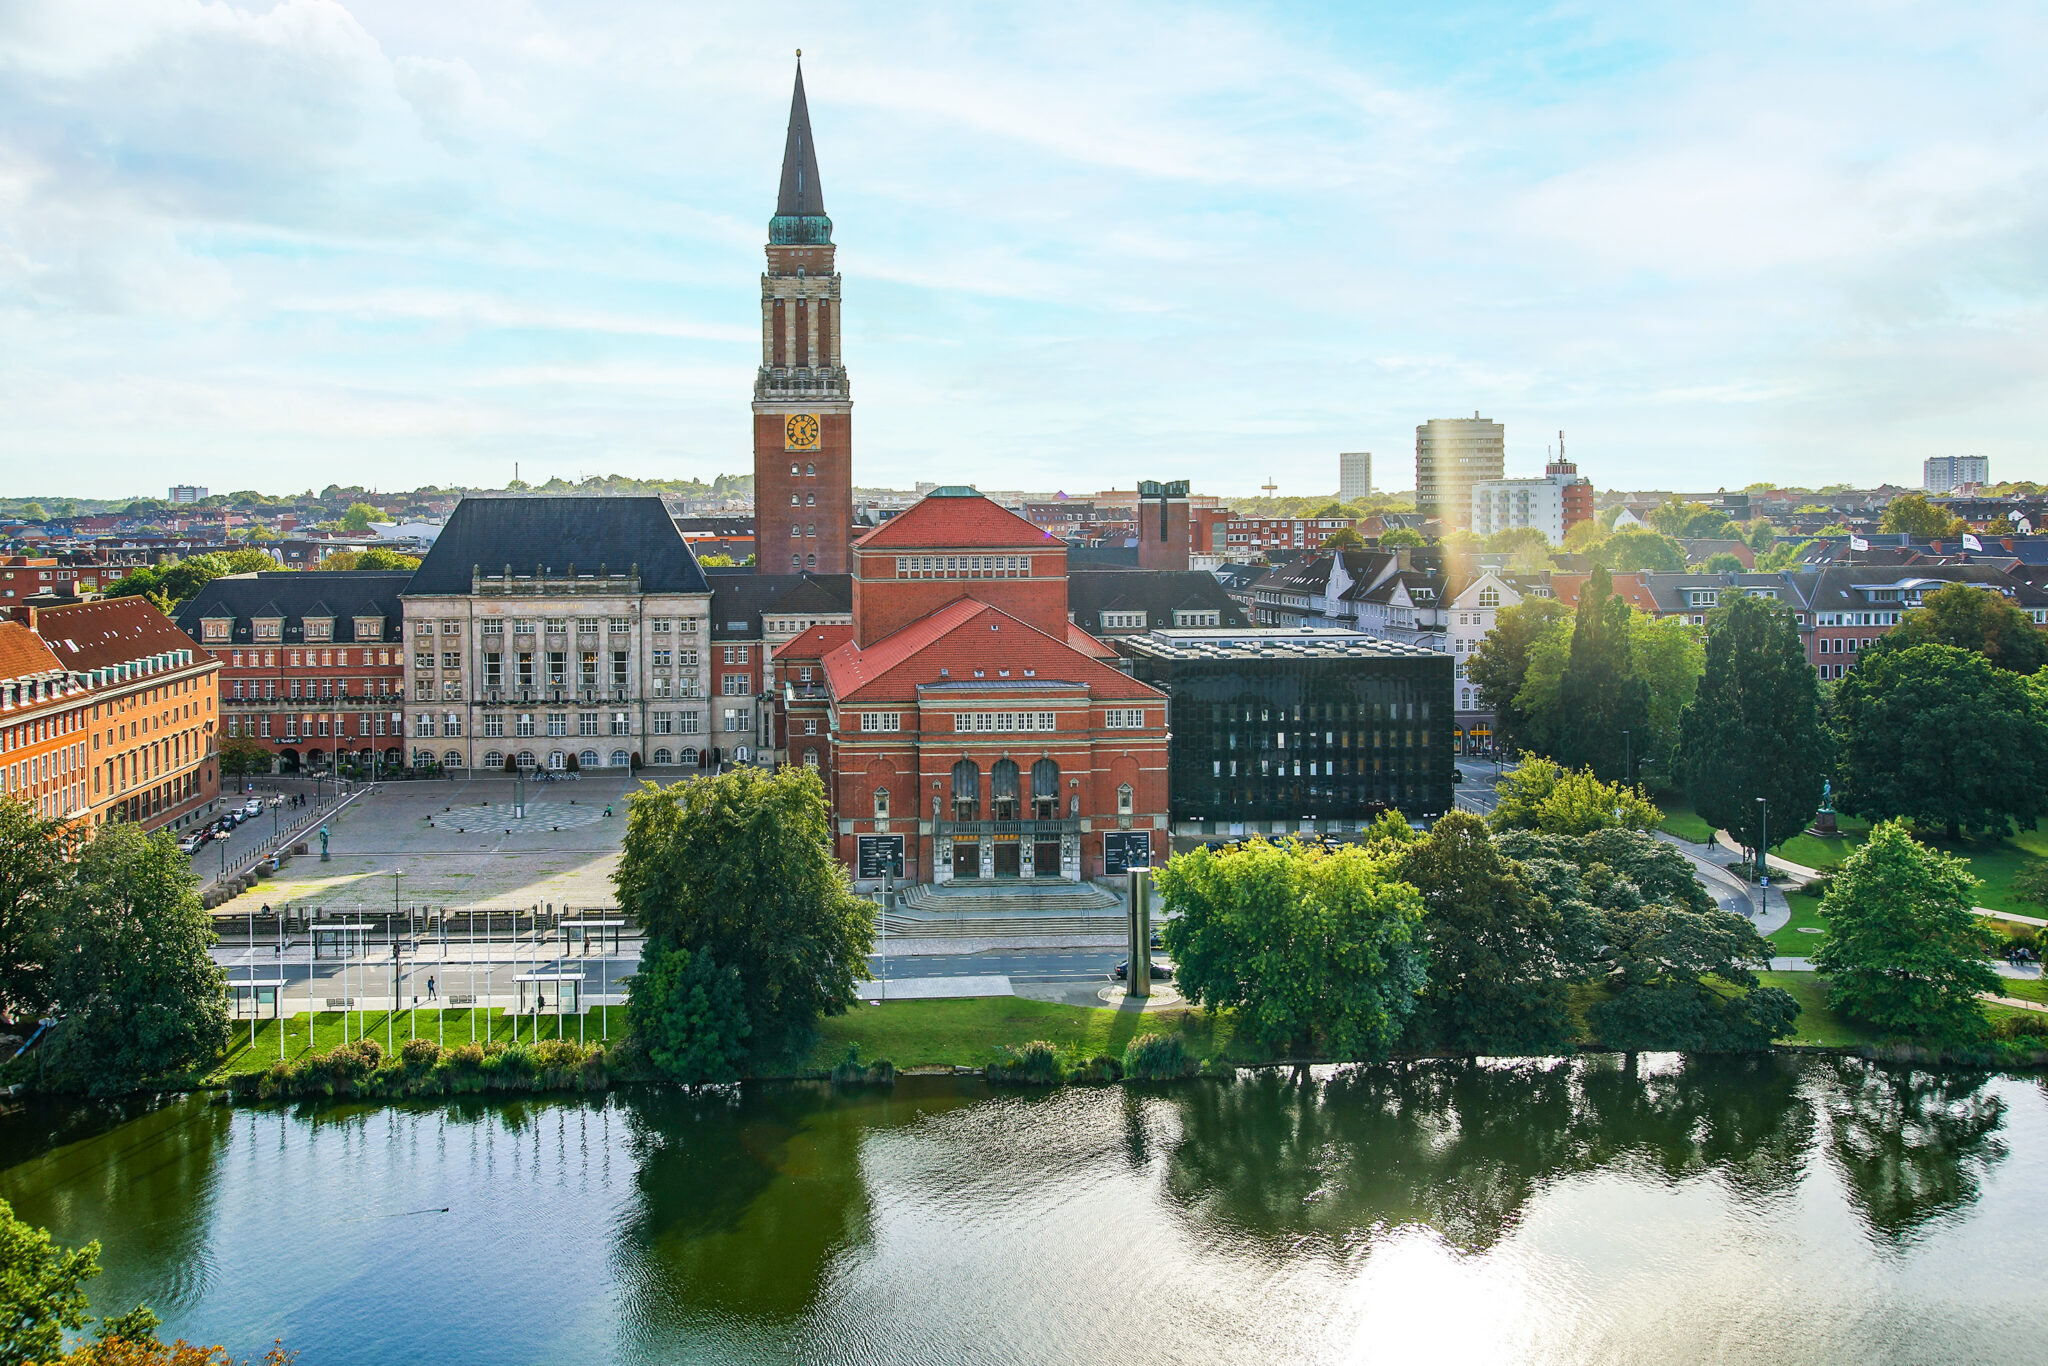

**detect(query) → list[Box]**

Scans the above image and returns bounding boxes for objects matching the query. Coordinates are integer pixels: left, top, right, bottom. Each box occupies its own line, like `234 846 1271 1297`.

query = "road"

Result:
1453 758 1511 816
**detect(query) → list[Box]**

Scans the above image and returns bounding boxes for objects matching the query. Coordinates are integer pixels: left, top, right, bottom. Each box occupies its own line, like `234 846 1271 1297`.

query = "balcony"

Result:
938 818 1081 840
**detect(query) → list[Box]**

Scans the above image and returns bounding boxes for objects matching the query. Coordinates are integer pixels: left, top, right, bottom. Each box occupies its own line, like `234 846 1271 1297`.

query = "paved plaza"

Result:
211 771 699 917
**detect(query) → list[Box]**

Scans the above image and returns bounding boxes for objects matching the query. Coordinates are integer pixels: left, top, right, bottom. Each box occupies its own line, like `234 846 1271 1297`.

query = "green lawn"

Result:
1775 816 1871 871
1993 976 2048 1006
1768 888 1830 956
800 996 1238 1073
1752 971 1877 1047
1651 790 1717 845
1776 818 2048 920
212 1008 621 1078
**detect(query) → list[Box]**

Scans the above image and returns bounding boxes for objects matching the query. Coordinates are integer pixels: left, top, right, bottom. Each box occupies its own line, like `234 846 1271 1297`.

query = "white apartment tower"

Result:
1338 452 1373 502
1924 455 1989 494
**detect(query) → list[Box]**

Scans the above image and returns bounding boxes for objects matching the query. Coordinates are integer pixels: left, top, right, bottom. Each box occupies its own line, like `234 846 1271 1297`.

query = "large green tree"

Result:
1157 840 1426 1059
216 733 273 778
1467 597 1570 754
1833 643 2048 840
1677 594 1826 868
0 1196 98 1366
1872 580 2048 675
1487 756 1660 836
1554 567 1651 781
0 798 65 1027
1597 528 1687 573
624 943 751 1082
614 766 873 1066
1880 493 1967 540
105 549 279 611
1394 811 1584 1054
1812 821 1998 1040
44 825 229 1092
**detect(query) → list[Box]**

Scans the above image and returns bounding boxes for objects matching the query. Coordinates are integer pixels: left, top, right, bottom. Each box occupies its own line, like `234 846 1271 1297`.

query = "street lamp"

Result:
388 870 403 1055
1755 797 1768 916
1622 729 1632 789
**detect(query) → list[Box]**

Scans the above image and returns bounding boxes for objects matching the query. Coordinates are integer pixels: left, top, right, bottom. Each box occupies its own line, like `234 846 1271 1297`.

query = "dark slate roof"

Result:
706 570 852 639
405 496 708 596
776 63 826 217
1066 570 1251 633
174 571 411 645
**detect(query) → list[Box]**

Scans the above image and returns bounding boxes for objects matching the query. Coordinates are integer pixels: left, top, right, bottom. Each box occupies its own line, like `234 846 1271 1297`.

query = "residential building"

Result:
1416 413 1505 528
1220 515 1359 559
707 570 853 767
0 621 92 826
0 556 95 603
754 60 854 575
1446 570 1551 750
1469 447 1594 544
1339 451 1373 502
168 486 207 504
773 487 1170 888
1066 570 1250 640
175 571 409 772
7 599 222 832
1123 628 1454 832
396 497 713 772
1925 455 1990 494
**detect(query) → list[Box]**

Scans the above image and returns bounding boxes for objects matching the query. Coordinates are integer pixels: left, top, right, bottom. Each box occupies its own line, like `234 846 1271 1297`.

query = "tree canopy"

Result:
1553 567 1652 781
105 550 279 611
1880 493 1968 540
1873 581 2048 675
1812 821 1998 1040
1467 598 1570 756
1487 756 1660 836
614 766 873 1069
1596 528 1688 573
1157 840 1426 1059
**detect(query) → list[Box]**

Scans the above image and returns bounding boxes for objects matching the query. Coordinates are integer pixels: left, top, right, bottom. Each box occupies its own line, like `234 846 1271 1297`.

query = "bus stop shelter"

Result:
561 919 625 955
512 971 583 1016
313 922 376 960
228 973 288 1019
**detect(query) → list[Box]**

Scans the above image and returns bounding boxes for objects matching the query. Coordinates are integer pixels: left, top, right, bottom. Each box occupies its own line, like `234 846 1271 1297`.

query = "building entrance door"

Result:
993 840 1021 877
952 842 980 879
1033 840 1061 877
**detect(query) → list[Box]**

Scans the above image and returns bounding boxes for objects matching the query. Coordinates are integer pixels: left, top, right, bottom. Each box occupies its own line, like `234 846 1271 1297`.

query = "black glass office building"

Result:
1124 630 1455 830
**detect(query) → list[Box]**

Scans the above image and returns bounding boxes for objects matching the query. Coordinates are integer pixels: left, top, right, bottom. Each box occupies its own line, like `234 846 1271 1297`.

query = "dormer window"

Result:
304 618 333 642
356 617 383 641
201 618 231 642
253 618 282 642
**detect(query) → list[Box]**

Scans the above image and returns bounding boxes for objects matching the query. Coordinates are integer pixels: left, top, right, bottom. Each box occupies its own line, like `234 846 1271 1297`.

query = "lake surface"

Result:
3 1055 2044 1365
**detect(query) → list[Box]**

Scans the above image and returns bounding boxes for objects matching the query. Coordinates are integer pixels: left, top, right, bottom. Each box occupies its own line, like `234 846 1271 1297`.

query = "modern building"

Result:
754 59 854 575
770 487 1170 888
1123 628 1455 833
4 599 222 833
1925 455 1990 494
1339 452 1373 502
176 571 410 772
1469 443 1594 544
168 486 208 504
1134 480 1192 571
1416 413 1505 528
396 497 714 773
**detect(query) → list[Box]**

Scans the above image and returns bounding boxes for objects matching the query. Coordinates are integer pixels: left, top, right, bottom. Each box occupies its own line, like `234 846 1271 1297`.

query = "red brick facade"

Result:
755 408 853 575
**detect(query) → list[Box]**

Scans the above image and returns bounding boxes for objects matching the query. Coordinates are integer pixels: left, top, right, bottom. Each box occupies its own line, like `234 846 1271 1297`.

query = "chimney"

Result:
4 604 35 631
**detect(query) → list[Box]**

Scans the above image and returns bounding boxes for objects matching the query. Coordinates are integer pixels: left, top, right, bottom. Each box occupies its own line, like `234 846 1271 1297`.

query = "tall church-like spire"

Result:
771 56 831 243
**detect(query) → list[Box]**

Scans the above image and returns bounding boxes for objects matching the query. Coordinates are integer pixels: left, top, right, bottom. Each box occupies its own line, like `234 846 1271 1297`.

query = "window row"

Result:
954 711 1057 733
895 554 1033 579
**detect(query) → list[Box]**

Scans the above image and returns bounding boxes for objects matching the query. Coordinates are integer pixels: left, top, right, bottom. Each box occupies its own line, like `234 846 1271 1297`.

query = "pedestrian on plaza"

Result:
428 975 437 1001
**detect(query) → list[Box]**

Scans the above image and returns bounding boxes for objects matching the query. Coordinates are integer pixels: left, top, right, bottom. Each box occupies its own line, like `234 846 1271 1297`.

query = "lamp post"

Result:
388 870 403 1055
1755 797 1768 918
1622 729 1632 789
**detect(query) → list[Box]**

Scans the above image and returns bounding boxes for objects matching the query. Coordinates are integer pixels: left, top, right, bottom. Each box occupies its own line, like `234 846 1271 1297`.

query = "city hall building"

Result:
1123 628 1455 834
773 488 1170 889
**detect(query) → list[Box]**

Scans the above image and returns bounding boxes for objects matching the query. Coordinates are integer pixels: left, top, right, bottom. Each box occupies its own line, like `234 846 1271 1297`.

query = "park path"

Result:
1711 830 2047 928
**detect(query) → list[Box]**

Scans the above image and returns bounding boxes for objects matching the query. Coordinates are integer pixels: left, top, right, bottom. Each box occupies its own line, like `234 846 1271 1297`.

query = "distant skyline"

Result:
3 1 2044 498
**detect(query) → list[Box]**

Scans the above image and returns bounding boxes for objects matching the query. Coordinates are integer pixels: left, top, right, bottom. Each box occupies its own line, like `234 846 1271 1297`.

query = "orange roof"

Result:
1065 622 1117 659
1549 572 1657 613
821 599 1161 705
773 623 855 661
853 489 1061 551
34 597 208 672
0 620 64 682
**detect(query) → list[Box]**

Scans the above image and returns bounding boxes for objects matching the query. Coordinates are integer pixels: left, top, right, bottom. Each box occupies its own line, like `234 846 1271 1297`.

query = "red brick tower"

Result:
754 56 853 574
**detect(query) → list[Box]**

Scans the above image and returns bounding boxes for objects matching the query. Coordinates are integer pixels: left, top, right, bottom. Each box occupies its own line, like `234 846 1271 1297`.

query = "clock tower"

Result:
754 56 852 575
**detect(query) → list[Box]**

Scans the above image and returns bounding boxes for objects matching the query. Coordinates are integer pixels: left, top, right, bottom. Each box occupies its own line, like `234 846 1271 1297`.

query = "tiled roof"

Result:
0 620 64 682
1066 570 1250 632
407 496 708 595
852 489 1063 551
821 599 1161 704
773 623 856 661
174 572 410 645
35 598 208 673
707 571 854 639
1065 623 1117 659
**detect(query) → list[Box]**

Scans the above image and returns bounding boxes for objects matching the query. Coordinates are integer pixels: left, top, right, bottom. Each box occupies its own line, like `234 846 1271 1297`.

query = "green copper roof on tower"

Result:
770 56 832 245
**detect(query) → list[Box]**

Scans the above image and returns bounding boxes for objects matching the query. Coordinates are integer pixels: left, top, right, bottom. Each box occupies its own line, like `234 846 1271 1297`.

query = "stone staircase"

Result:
882 879 1126 942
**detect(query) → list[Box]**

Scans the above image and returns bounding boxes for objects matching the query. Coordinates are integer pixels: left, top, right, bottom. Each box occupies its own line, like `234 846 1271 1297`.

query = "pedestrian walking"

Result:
428 975 437 1001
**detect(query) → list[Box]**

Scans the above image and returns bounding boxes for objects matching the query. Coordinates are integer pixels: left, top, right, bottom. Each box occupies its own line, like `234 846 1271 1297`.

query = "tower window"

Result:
806 463 815 476
791 463 799 476
806 523 816 537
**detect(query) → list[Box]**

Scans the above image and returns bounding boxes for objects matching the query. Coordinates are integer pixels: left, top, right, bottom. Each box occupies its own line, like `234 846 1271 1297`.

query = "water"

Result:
3 1055 2043 1365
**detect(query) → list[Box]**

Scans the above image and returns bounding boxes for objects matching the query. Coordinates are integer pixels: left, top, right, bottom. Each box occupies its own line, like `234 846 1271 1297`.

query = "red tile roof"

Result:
34 598 209 672
1065 622 1117 659
773 623 855 661
853 490 1061 551
0 620 64 682
1549 572 1658 613
822 599 1162 704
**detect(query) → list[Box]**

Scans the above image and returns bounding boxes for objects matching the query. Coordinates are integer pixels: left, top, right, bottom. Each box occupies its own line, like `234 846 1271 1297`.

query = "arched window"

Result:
792 554 801 570
609 749 629 768
681 747 700 767
805 462 815 476
516 750 537 769
990 759 1020 820
443 750 463 768
581 748 601 768
652 748 673 765
413 748 433 768
791 526 801 538
1117 782 1134 815
790 493 799 505
951 759 980 821
806 554 816 569
874 787 889 819
802 749 819 769
806 523 816 537
482 750 504 769
1031 758 1060 818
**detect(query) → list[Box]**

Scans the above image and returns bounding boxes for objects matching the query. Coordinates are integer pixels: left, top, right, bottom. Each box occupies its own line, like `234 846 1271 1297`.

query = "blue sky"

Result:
1 0 2044 499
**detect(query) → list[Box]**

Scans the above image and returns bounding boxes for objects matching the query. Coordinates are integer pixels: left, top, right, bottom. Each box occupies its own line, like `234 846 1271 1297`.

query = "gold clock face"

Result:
785 413 821 451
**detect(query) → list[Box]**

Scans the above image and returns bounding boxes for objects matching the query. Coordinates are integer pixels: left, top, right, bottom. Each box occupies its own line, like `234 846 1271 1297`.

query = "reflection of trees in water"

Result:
1821 1060 2006 1246
0 1095 231 1312
1161 1056 1817 1257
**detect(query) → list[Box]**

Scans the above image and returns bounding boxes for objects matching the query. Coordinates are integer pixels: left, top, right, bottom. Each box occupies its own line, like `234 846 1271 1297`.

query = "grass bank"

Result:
798 997 1239 1073
1778 818 2048 920
211 1008 619 1080
1650 791 1717 846
1768 888 1831 956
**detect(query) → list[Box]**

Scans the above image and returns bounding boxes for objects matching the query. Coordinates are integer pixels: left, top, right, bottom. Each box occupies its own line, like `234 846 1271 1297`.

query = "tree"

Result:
1487 756 1659 836
1833 644 2048 841
1394 811 1581 1054
1629 612 1704 775
1682 508 1735 539
1318 528 1366 550
1562 519 1609 554
1881 493 1967 540
0 798 64 1027
697 553 737 568
1483 525 1551 556
1702 552 1745 574
1812 821 1999 1040
1873 581 2048 675
1753 538 1818 572
0 1196 98 1366
1467 597 1570 756
1553 567 1650 780
1597 528 1687 573
1377 527 1425 548
18 502 44 521
317 547 419 572
42 824 229 1091
1744 519 1779 553
1158 840 1426 1059
614 766 872 1065
1677 594 1826 869
216 733 272 778
339 502 384 531
624 943 750 1081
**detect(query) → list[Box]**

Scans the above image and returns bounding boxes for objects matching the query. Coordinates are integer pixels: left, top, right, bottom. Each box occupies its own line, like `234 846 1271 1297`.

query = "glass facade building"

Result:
1124 630 1455 829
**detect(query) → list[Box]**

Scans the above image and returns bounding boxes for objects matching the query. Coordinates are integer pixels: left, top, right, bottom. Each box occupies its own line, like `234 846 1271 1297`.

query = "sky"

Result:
1 0 2045 501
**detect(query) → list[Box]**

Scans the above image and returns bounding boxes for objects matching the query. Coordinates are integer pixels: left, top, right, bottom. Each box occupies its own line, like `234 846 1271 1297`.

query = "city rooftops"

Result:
1122 628 1445 662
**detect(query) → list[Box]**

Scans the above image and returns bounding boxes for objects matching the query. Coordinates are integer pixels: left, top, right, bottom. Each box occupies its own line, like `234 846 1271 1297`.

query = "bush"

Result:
399 1038 441 1069
1070 1054 1122 1084
1121 1033 1192 1081
989 1039 1065 1085
227 1035 612 1102
829 1044 895 1086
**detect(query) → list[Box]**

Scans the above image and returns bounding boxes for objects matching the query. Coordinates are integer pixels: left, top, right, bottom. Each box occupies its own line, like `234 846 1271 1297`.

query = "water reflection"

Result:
1821 1060 2007 1245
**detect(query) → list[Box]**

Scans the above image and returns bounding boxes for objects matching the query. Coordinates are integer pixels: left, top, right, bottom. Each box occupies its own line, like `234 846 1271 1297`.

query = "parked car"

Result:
179 834 204 855
242 799 263 816
1113 959 1173 982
